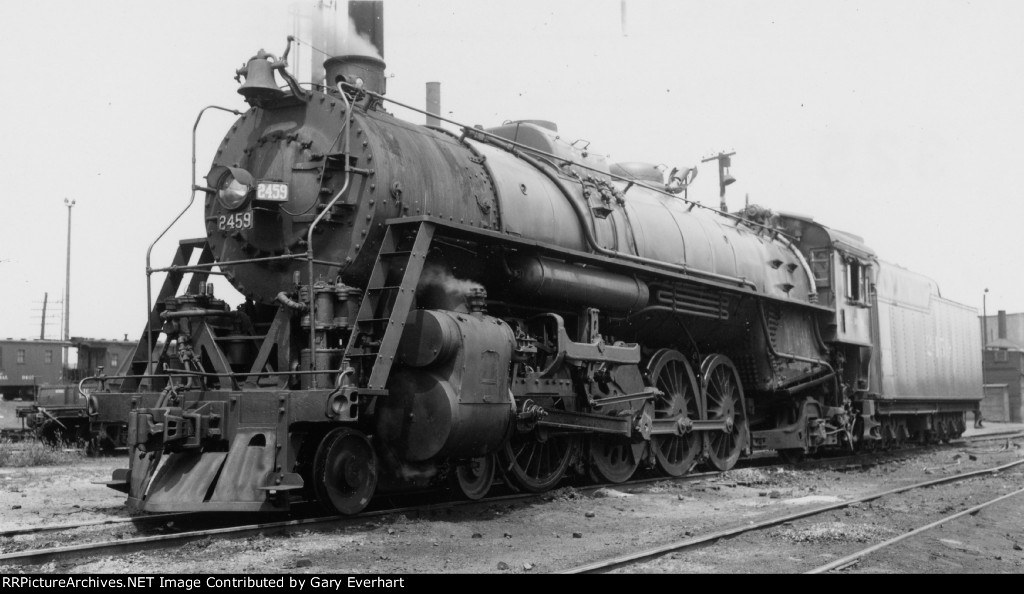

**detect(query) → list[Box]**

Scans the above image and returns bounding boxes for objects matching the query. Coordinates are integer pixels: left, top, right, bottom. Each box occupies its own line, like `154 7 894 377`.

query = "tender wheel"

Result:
312 427 377 515
702 355 748 472
647 349 701 477
940 417 955 444
38 421 66 447
588 436 641 484
454 454 495 500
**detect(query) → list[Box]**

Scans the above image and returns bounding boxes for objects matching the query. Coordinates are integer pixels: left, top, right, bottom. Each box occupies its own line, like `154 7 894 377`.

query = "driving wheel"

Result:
647 349 701 477
702 355 748 472
500 396 580 493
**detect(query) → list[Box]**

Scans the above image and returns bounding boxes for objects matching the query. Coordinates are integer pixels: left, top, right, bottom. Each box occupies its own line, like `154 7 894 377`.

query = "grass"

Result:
0 438 84 467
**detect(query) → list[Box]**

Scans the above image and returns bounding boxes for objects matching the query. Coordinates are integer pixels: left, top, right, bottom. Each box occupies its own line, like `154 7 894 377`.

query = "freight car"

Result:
0 339 65 401
91 29 981 514
16 384 90 445
2 338 133 449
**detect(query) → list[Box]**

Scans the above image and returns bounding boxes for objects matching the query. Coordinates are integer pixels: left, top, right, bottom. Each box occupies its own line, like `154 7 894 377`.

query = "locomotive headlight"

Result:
209 166 254 210
219 177 249 210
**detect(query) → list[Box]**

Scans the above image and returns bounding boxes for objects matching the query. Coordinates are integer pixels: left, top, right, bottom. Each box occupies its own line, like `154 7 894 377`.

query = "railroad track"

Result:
0 470 720 566
0 446 926 544
806 485 1024 573
2 431 1018 567
557 453 1024 573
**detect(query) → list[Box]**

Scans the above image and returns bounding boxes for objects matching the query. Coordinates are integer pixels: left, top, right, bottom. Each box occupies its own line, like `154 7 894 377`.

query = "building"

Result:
70 337 135 381
0 339 65 399
980 310 1024 422
979 310 1024 349
0 337 135 400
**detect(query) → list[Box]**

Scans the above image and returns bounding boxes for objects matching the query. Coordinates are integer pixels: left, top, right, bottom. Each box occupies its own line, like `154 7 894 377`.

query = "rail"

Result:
806 485 1024 573
557 455 1024 573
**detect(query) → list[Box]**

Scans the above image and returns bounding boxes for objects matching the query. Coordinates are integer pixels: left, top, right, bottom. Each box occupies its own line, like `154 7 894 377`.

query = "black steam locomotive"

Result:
91 31 982 515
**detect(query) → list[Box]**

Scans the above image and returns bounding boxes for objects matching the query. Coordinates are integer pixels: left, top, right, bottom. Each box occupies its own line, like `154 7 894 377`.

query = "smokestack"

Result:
323 2 386 95
998 310 1007 339
426 82 441 127
348 1 384 59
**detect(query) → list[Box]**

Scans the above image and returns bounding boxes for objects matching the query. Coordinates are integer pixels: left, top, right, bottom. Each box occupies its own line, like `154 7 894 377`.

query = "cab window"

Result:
810 248 831 287
844 258 871 305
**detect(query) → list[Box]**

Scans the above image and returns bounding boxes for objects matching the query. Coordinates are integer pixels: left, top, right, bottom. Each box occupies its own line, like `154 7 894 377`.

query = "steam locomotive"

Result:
92 33 982 515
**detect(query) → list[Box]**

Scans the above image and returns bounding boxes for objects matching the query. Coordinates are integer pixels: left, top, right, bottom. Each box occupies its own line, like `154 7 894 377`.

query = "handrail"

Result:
304 83 354 388
342 83 791 239
144 105 242 383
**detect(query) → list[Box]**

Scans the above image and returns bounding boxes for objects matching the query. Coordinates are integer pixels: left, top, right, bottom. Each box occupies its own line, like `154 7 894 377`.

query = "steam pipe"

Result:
145 105 242 381
276 292 308 311
304 84 353 388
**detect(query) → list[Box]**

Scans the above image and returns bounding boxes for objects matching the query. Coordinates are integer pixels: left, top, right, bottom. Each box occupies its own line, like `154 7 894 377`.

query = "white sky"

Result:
0 0 1022 341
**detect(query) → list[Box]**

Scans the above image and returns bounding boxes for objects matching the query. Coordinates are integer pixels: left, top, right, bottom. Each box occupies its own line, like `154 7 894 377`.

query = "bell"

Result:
236 54 285 103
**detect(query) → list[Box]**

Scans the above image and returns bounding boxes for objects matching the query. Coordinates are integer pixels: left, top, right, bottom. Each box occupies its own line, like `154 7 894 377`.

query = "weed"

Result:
0 438 84 467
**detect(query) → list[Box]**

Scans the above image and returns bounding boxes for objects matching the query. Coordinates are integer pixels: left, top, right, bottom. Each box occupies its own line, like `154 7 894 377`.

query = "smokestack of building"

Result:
426 82 441 126
999 310 1007 339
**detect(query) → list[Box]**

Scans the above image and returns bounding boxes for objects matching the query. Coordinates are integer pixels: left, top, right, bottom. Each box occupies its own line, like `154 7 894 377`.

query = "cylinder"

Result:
426 82 441 127
397 310 461 368
299 348 343 389
377 311 515 462
507 256 650 312
314 284 335 328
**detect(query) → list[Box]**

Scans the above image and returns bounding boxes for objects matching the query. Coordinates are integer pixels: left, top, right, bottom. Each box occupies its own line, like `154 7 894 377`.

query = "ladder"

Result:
120 239 213 392
344 222 435 391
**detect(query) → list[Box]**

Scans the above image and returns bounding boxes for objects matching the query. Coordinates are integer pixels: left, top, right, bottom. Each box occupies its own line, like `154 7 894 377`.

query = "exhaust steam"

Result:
417 264 484 313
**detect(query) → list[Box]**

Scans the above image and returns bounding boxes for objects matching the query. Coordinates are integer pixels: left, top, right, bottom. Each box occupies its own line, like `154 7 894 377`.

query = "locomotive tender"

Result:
93 34 981 514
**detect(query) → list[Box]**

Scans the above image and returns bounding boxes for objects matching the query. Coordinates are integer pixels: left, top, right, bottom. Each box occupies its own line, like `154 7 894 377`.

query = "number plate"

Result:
256 181 289 203
217 210 253 231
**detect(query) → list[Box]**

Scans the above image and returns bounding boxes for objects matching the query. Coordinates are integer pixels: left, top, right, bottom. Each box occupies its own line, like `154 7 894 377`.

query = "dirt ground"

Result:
0 457 128 531
1 426 1023 574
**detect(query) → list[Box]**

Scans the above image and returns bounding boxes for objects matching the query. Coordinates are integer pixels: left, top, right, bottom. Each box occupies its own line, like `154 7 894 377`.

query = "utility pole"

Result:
701 151 737 213
39 292 48 339
64 198 75 376
982 288 989 348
